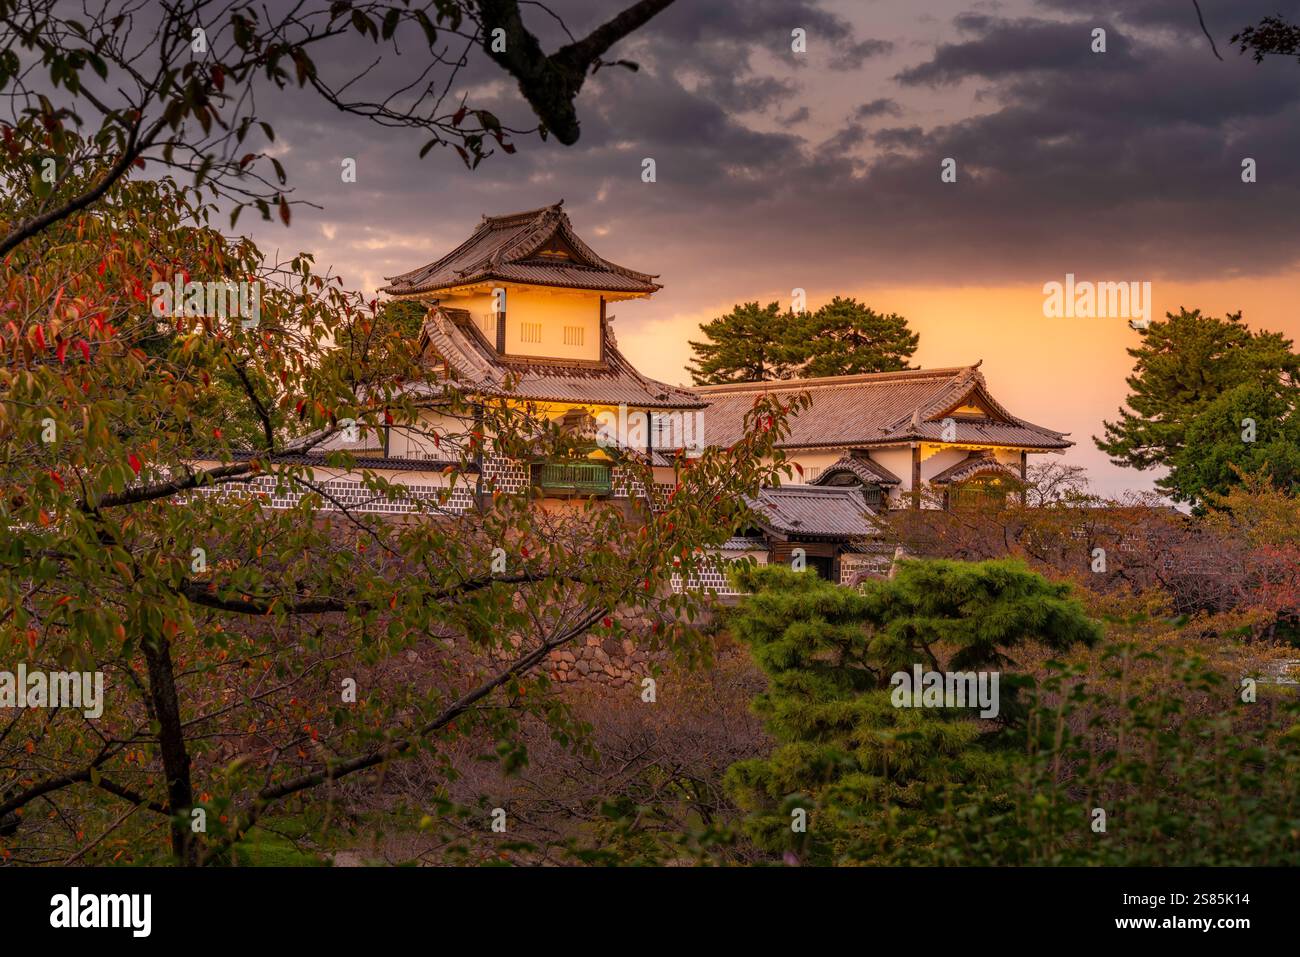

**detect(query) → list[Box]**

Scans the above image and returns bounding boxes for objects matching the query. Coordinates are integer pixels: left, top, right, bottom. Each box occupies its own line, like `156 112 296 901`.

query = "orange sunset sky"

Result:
618 274 1300 497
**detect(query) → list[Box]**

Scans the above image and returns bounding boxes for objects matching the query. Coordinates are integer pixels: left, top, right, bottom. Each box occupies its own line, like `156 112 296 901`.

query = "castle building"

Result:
205 203 1072 585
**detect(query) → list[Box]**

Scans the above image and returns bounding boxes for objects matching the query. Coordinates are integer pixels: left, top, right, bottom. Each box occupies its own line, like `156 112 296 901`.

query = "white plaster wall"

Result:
782 448 845 483
387 409 475 458
871 447 913 488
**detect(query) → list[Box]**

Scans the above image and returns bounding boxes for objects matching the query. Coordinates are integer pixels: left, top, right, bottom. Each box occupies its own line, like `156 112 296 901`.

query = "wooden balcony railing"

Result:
532 461 612 496
862 484 884 511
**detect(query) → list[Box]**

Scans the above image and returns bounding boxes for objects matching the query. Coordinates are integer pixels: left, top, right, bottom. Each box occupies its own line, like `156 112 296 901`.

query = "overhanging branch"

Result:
477 0 677 144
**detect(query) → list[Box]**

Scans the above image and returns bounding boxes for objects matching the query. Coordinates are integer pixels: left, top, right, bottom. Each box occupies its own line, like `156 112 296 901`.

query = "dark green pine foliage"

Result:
688 297 919 385
1095 309 1300 503
687 301 798 385
723 559 1101 865
1174 380 1300 504
788 296 918 377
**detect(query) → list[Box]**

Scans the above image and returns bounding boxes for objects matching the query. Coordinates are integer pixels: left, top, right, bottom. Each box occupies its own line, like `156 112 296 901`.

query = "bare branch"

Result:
1193 0 1224 61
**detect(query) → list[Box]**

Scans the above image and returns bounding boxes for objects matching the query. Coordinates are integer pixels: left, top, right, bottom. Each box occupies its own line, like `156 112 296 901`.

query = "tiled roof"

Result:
810 450 903 487
928 450 1021 485
695 365 1071 451
220 449 476 473
310 430 384 454
745 485 877 540
414 305 706 410
381 202 661 296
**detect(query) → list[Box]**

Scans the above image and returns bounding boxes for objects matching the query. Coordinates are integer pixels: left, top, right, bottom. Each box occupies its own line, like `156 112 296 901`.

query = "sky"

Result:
238 0 1300 498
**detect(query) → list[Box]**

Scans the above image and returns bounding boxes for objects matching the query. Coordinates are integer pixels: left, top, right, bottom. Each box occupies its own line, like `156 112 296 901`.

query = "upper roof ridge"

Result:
692 365 968 394
382 202 659 296
482 201 565 228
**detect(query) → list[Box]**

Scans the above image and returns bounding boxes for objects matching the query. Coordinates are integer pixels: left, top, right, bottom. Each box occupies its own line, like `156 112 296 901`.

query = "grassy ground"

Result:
227 816 331 866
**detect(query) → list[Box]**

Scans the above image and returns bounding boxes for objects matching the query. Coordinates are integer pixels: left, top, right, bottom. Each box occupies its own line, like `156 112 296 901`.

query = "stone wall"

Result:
547 631 653 689
488 608 715 692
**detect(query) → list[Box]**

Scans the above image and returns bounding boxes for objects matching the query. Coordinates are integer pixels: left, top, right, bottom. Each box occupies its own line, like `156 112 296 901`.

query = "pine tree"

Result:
687 297 919 385
1174 380 1300 505
788 296 918 377
687 301 798 384
1095 309 1300 501
723 559 1101 865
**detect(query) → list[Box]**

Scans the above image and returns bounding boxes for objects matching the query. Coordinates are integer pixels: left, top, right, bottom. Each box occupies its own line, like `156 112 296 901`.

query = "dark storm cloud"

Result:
1036 0 1288 36
839 4 1300 282
854 98 904 119
895 16 1137 85
630 0 881 60
870 125 925 149
236 0 1300 302
821 122 869 155
829 37 896 70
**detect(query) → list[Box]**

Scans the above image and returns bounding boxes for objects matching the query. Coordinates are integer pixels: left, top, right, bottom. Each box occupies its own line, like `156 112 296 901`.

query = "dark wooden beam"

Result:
911 443 921 510
599 296 607 363
1019 450 1028 507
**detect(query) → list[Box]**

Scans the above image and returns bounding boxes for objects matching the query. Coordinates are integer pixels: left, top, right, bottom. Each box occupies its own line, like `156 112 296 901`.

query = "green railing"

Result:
532 461 612 496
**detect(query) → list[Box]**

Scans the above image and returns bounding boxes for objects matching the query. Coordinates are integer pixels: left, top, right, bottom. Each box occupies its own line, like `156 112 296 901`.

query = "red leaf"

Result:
76 339 90 363
96 258 106 276
32 325 46 350
49 470 64 491
127 453 142 475
55 339 68 364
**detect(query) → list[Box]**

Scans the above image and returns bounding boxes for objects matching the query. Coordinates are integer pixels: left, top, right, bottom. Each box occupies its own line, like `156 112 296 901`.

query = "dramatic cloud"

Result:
896 15 1138 85
854 98 904 118
248 0 1300 293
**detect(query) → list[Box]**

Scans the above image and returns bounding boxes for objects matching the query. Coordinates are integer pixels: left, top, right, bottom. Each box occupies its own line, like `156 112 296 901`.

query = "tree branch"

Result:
176 568 578 617
214 606 606 853
477 0 676 144
0 114 168 258
1192 0 1224 61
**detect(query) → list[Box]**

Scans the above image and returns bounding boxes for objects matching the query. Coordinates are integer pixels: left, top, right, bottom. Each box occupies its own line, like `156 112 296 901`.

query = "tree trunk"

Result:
142 630 196 865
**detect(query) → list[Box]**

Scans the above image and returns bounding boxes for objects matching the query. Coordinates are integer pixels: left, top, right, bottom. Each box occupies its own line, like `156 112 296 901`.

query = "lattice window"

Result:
520 322 543 344
191 475 474 514
562 325 584 347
